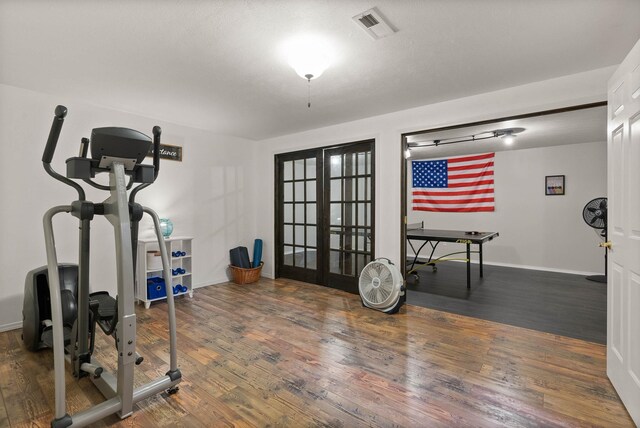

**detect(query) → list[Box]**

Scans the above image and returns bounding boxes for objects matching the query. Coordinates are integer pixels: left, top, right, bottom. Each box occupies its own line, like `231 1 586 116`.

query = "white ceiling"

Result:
406 104 607 159
1 1 638 140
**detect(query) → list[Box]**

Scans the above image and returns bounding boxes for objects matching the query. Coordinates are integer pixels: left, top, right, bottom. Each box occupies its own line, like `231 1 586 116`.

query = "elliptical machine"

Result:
22 105 181 428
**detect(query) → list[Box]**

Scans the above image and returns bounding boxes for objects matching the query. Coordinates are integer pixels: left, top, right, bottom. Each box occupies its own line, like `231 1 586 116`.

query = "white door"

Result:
607 38 640 425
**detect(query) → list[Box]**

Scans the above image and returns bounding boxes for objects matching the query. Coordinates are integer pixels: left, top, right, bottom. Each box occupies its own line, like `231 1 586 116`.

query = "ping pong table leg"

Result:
466 243 471 289
479 243 483 277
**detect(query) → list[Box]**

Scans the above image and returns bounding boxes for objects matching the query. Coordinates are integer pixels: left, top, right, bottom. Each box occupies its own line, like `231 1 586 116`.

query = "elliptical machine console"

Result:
22 105 181 428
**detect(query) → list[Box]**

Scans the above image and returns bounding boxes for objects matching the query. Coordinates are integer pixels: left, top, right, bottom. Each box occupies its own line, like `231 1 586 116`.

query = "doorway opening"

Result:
399 102 608 343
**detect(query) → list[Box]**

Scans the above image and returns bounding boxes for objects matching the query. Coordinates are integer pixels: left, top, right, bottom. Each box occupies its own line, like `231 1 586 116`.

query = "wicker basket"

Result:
229 262 263 284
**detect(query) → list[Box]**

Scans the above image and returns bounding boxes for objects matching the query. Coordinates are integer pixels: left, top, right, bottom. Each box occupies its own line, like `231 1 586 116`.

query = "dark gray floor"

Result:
406 261 607 344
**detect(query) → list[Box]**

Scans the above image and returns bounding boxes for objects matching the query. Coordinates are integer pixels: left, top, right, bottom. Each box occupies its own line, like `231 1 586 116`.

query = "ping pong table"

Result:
406 222 499 289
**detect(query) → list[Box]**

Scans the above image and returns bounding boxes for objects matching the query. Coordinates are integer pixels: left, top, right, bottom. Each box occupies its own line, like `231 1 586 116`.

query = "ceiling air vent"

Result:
352 7 396 40
359 14 379 28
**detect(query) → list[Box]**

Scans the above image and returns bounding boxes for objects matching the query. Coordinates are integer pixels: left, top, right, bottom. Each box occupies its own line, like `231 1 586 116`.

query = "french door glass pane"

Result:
330 227 341 249
358 203 369 225
294 203 304 224
330 155 342 177
306 158 316 179
294 159 305 179
357 152 366 174
306 203 316 224
356 254 371 274
306 180 316 201
284 203 293 223
283 245 293 266
349 230 357 251
330 203 342 225
356 229 366 251
293 247 304 267
307 226 317 247
343 227 355 249
306 249 317 269
344 253 355 276
284 225 293 245
330 178 341 201
329 250 341 273
345 154 356 175
295 225 304 246
357 178 367 200
284 182 293 202
344 177 355 199
294 181 304 202
284 161 293 181
344 203 357 225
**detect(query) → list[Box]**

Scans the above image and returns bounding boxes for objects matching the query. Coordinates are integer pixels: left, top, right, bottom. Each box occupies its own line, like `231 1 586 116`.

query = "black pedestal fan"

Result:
582 197 607 283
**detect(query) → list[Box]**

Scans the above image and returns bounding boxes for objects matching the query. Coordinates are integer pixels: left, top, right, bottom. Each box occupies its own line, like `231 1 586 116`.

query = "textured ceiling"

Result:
1 1 639 140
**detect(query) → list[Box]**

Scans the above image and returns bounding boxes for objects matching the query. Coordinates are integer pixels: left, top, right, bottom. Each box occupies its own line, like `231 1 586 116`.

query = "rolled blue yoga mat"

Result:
252 239 263 268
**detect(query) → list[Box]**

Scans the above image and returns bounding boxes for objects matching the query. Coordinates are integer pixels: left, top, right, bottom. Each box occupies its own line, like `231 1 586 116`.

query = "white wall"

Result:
254 66 615 279
0 83 255 330
408 142 607 274
0 65 615 329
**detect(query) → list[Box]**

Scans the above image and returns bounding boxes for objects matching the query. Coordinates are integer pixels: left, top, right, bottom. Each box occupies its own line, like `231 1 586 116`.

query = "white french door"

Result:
607 38 640 425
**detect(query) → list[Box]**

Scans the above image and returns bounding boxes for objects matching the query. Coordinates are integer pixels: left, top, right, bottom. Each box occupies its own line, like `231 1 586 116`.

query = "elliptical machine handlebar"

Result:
128 125 162 205
152 126 161 179
42 105 87 201
79 137 90 158
41 105 162 203
42 105 67 164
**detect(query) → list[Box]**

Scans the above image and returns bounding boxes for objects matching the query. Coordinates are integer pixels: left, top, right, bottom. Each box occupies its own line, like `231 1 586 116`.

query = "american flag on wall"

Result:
412 153 495 212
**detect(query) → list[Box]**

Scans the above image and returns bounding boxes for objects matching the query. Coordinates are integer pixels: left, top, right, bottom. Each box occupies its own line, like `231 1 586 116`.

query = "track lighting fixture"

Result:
407 127 524 149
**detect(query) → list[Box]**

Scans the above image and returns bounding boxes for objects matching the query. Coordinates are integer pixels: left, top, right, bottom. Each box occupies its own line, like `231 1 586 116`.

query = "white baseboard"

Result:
409 256 602 277
193 277 230 289
193 271 275 288
482 260 602 277
0 321 22 332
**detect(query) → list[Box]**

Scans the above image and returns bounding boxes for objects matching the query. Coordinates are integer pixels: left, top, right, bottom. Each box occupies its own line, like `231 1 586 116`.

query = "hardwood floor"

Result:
406 261 607 344
0 278 632 427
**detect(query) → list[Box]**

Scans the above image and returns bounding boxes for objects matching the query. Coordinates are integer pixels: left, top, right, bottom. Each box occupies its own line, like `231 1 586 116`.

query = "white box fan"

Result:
358 258 405 314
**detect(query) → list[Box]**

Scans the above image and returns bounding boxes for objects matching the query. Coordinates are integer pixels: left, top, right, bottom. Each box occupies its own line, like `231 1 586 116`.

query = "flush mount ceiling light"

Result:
282 35 334 108
286 38 331 80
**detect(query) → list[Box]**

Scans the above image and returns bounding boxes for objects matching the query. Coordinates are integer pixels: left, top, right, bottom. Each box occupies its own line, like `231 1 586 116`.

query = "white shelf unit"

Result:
136 236 193 309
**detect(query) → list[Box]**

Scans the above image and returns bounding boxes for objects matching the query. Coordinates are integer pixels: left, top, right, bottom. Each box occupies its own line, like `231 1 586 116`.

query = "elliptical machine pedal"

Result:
88 291 118 334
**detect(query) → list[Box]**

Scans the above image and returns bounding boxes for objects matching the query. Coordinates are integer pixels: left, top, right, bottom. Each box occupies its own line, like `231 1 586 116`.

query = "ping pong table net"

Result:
407 221 424 231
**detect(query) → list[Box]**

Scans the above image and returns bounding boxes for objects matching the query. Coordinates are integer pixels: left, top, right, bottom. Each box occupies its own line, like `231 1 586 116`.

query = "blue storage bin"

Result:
147 277 167 299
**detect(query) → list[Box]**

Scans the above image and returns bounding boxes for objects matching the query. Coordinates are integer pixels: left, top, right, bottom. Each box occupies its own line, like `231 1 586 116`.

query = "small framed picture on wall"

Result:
545 175 565 195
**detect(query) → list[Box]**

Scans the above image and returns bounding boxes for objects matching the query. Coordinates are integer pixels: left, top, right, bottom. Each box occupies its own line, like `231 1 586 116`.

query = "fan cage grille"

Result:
359 259 403 309
582 197 607 230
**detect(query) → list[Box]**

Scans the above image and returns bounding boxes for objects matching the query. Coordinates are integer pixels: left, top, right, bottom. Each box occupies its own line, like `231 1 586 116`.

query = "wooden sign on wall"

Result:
147 144 183 162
